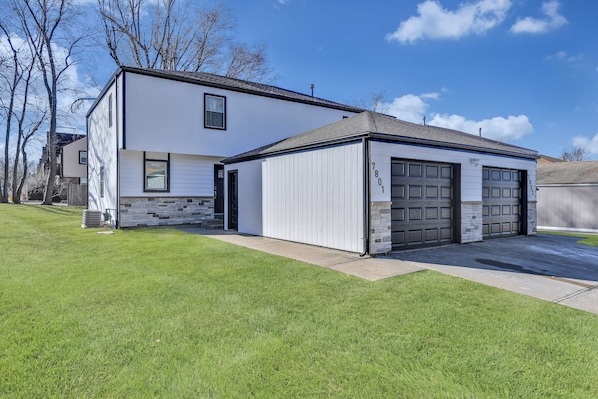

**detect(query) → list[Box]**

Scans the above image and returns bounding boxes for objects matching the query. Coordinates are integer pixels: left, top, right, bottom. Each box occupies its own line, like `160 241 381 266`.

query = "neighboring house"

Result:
537 161 598 233
60 137 87 182
223 111 538 254
36 132 86 202
59 137 88 206
537 154 564 164
86 66 362 227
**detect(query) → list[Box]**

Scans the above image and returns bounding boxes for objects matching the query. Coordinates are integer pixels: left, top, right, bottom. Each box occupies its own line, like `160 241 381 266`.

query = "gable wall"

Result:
123 72 357 157
87 80 119 217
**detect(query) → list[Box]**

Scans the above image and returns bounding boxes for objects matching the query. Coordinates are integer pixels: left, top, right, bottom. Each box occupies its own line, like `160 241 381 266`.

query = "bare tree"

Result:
12 60 47 204
561 146 588 162
352 90 390 114
0 20 22 203
98 0 273 81
19 0 83 205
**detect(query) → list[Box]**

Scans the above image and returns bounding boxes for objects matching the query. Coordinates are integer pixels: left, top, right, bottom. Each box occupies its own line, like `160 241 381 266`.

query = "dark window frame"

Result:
108 93 113 128
143 152 170 193
79 150 87 165
204 93 226 130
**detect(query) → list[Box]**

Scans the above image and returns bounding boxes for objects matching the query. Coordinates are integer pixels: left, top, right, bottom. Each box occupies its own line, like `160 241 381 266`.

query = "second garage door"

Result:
391 159 457 250
482 167 522 238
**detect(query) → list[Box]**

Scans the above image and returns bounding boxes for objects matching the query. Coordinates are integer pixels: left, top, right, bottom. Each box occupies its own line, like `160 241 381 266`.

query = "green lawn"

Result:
1 205 597 398
539 230 598 247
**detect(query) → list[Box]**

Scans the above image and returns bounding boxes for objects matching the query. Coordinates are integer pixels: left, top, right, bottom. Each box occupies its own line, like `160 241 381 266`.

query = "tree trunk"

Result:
13 149 28 205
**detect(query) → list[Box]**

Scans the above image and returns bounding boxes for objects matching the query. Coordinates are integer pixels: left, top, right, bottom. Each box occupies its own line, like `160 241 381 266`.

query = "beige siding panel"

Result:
261 143 364 253
537 185 598 231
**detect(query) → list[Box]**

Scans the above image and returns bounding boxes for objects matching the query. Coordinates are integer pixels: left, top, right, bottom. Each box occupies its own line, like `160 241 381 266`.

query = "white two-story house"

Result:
86 67 362 227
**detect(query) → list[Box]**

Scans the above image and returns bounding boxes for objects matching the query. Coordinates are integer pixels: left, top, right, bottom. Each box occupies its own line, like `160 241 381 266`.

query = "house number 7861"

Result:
371 162 384 193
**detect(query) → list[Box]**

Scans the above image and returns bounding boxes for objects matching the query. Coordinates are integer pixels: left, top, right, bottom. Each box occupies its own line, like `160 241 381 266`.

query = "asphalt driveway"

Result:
386 234 598 314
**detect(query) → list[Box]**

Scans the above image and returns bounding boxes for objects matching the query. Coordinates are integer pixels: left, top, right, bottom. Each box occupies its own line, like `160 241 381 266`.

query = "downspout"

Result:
115 71 122 228
360 137 370 257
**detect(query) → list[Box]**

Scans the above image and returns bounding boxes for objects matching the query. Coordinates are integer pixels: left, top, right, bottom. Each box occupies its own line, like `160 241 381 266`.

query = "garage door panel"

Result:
426 186 438 198
482 167 522 238
392 159 456 250
408 185 422 198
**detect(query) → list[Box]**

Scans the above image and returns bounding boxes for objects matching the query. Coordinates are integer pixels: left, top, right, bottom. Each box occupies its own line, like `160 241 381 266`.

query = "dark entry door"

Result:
214 164 224 214
391 159 456 250
227 170 238 230
482 167 522 238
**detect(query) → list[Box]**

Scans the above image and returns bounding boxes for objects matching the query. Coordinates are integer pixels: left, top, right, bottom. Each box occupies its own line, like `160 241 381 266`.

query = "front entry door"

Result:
228 170 238 230
214 165 224 214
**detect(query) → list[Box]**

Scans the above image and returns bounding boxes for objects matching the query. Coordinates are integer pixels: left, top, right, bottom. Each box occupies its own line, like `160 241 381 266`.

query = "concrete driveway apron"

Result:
386 234 598 315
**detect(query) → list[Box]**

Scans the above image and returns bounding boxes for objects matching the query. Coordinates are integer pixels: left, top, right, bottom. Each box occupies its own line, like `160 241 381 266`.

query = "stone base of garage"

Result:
461 201 483 243
368 200 538 255
119 196 214 227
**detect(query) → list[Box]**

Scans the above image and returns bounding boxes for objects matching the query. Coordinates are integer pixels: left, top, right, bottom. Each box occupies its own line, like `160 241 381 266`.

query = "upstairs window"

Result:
204 94 226 130
79 151 87 165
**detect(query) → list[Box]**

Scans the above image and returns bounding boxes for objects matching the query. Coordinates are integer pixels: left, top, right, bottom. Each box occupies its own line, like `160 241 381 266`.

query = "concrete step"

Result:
202 219 224 229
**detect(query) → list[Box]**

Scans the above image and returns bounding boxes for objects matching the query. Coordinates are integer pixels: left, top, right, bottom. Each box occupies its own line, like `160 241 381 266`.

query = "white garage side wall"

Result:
87 82 118 216
119 150 218 197
259 143 365 253
225 160 264 236
369 141 536 202
123 72 357 157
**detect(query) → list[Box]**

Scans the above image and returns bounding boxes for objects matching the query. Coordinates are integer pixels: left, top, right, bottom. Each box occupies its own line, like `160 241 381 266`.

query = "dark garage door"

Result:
482 167 521 238
391 159 456 250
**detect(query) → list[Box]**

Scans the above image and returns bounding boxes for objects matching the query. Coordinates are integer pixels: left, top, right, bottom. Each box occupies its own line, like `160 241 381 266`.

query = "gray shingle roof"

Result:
120 66 364 113
537 161 598 184
223 111 538 163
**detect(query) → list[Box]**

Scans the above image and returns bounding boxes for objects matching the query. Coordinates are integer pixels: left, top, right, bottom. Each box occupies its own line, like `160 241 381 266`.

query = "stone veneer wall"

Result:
369 201 392 255
119 197 214 227
461 201 483 243
527 201 537 235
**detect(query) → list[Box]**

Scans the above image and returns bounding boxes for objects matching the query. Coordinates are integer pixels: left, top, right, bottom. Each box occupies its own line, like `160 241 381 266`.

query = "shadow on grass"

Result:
23 204 81 216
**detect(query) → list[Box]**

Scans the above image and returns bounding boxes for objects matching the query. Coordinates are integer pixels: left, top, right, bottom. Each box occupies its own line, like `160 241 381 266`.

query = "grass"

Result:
538 230 598 247
1 204 598 398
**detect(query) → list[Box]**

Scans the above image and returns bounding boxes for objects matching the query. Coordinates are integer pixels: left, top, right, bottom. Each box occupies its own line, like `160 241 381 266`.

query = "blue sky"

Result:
225 0 598 159
2 0 597 161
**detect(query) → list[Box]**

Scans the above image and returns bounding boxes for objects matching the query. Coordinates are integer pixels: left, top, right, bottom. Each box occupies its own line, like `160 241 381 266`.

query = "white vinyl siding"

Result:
87 82 118 216
259 143 364 253
369 141 536 203
123 72 357 157
120 150 216 197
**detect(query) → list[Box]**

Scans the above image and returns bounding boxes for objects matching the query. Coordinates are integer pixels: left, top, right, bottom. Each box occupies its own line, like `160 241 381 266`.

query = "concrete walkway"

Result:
181 228 598 315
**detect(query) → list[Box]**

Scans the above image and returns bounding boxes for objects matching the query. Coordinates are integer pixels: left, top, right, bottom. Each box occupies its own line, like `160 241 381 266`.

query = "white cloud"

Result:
572 133 598 155
546 50 583 64
428 113 533 141
510 1 567 34
386 0 511 44
384 94 431 124
273 0 289 8
382 92 533 142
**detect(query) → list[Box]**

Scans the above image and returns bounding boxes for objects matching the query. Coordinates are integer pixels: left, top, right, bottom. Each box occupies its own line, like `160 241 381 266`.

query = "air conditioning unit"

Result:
82 210 102 228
